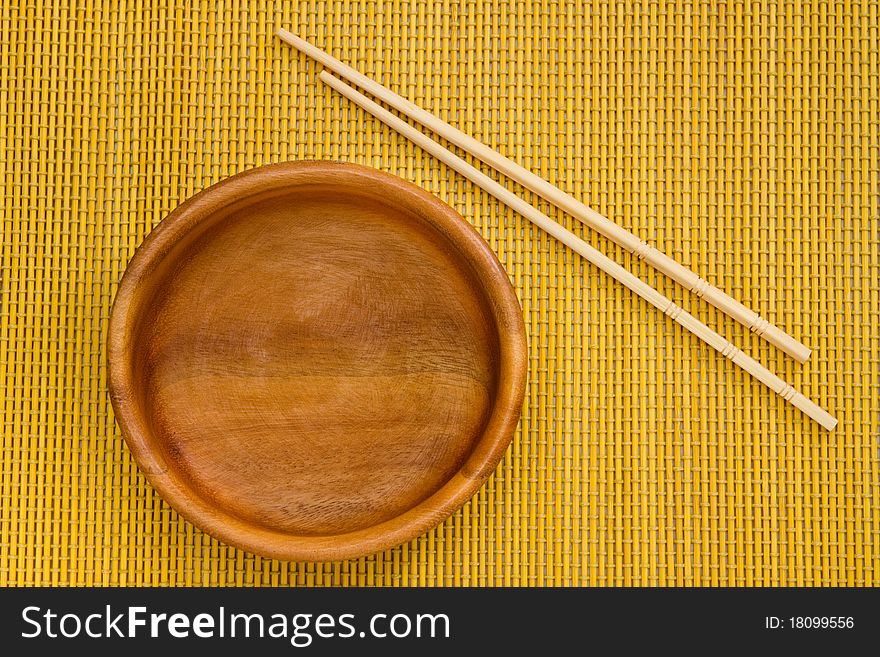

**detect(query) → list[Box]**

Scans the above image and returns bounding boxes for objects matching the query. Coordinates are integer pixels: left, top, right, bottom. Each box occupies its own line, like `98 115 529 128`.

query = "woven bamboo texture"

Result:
1 0 878 586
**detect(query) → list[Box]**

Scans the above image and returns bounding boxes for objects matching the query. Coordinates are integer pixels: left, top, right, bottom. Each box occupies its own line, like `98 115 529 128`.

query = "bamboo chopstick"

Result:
318 70 836 431
278 28 811 363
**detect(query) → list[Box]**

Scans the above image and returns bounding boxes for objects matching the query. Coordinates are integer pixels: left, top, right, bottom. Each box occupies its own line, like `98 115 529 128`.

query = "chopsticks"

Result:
277 30 836 430
316 71 836 431
277 28 811 364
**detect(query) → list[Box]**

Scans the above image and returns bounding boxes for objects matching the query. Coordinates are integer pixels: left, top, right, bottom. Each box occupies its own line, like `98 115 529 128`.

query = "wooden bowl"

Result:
108 161 527 561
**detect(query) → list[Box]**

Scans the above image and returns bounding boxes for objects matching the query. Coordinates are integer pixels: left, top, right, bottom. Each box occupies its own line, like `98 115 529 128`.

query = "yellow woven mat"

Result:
2 1 878 586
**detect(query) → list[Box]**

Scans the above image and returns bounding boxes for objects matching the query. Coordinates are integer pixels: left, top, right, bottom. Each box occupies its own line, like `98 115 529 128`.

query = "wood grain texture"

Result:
108 161 528 561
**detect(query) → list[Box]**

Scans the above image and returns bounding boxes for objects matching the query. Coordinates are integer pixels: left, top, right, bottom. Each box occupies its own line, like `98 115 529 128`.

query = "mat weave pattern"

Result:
1 1 878 586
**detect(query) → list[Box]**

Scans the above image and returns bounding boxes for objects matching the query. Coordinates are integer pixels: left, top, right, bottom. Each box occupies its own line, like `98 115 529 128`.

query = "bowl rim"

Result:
107 160 528 562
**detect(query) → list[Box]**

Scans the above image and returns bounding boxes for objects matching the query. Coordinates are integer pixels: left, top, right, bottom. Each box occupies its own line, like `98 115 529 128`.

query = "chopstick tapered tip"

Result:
277 27 300 48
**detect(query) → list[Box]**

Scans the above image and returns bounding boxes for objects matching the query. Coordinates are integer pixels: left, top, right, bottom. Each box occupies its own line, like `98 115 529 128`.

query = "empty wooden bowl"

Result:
108 161 527 561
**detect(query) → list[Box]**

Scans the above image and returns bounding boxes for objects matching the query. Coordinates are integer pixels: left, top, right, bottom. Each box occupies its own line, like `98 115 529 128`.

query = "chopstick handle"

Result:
319 70 837 431
279 28 811 363
634 245 809 363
